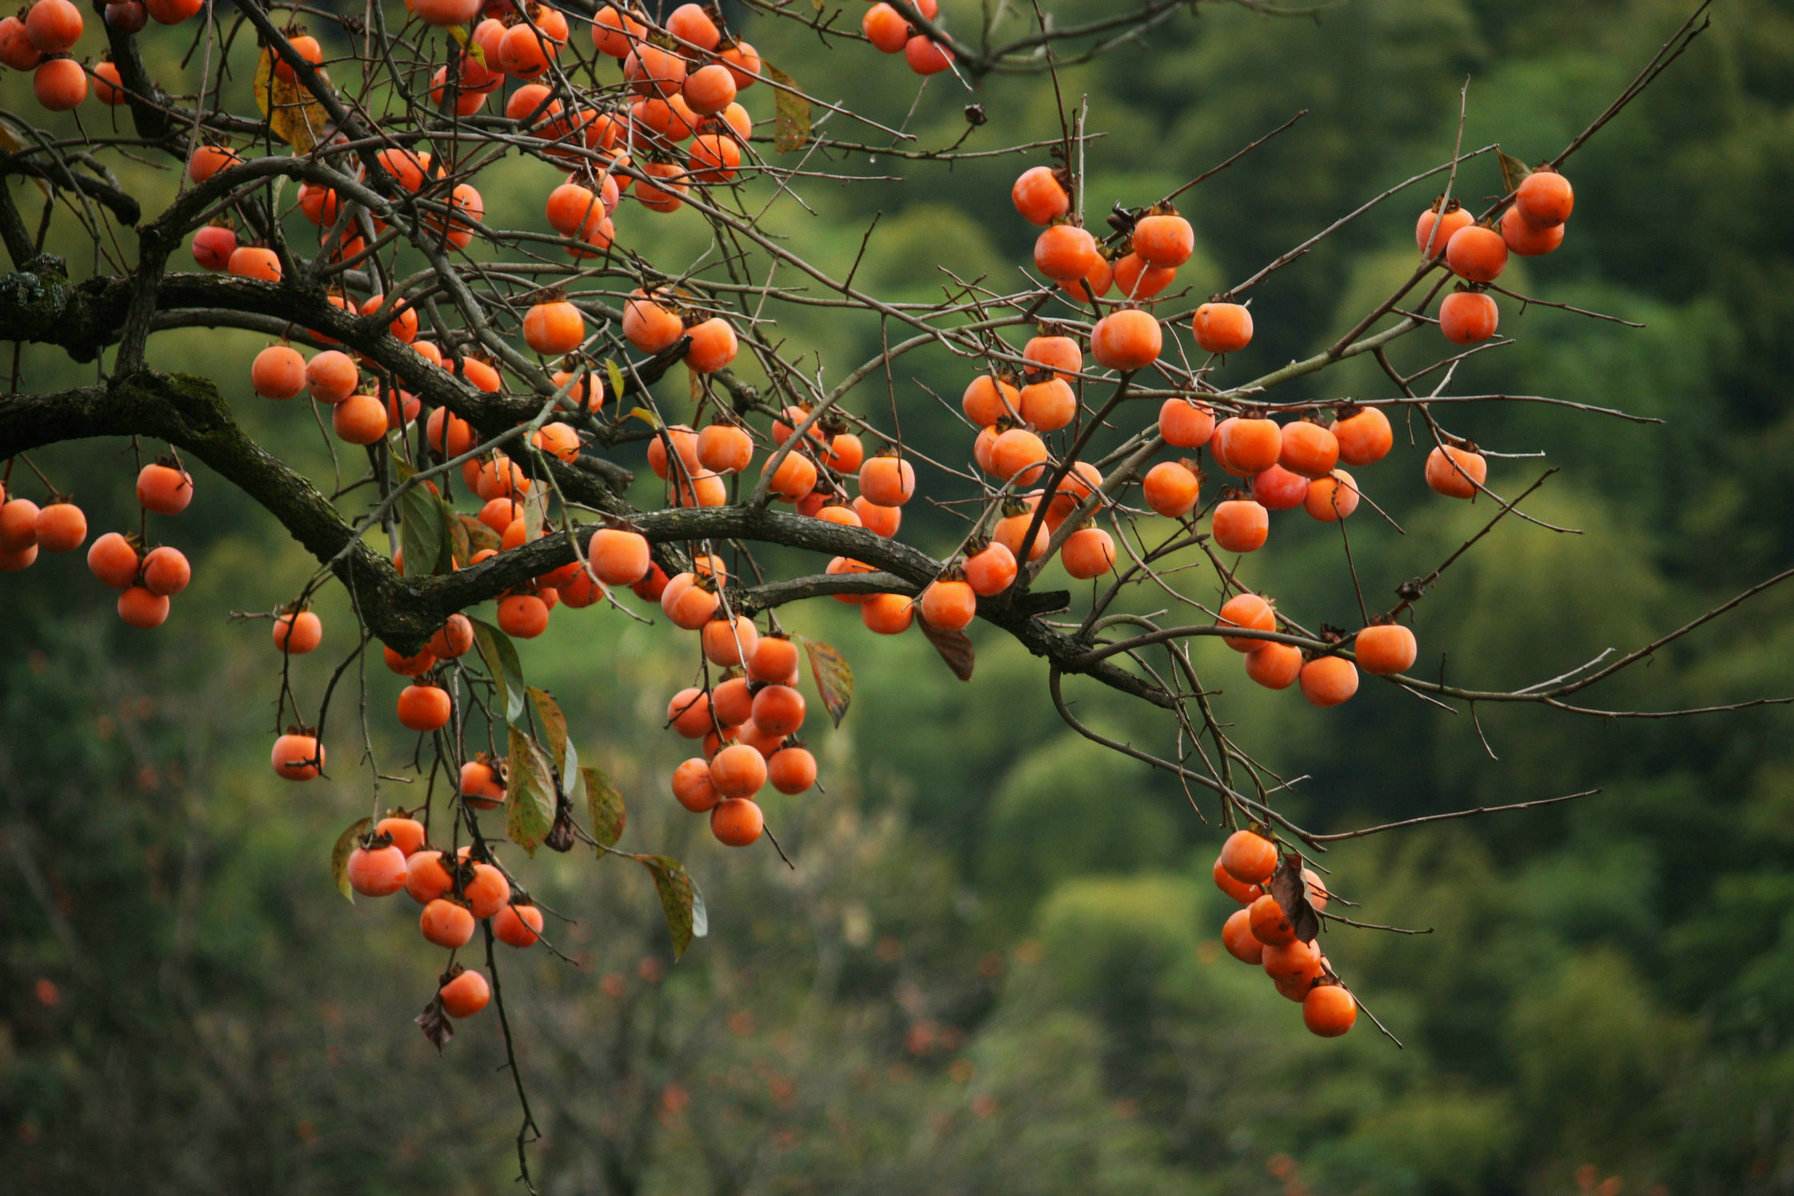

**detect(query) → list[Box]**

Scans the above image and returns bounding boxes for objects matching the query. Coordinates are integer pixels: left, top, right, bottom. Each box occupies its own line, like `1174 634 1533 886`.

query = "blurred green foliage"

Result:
4 0 1794 1192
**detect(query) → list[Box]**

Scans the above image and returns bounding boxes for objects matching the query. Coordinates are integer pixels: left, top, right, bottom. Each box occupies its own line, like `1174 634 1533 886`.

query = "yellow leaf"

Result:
253 47 331 154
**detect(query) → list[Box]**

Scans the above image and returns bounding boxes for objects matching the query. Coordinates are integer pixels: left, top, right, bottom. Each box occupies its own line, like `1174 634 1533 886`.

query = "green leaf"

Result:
765 64 811 153
527 686 579 796
625 405 661 429
505 725 557 856
801 636 854 727
331 816 372 903
471 619 526 724
582 765 627 850
605 359 627 407
633 853 706 959
397 480 450 578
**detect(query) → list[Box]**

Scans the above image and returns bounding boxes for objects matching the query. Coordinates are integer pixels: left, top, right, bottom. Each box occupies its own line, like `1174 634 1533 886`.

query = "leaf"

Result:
505 725 557 856
764 64 811 153
416 995 454 1051
455 513 500 560
471 619 526 724
1496 146 1532 198
605 359 628 406
801 637 854 727
633 854 706 960
582 765 627 851
917 619 976 682
1269 857 1321 944
252 47 331 153
330 816 372 903
521 485 550 540
625 405 661 429
397 482 450 578
527 686 579 796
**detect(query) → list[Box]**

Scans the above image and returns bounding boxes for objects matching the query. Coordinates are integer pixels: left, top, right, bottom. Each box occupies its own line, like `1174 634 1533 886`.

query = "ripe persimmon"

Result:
860 592 914 634
376 816 426 857
252 345 306 400
136 463 193 515
1132 212 1194 268
464 862 510 919
746 635 800 685
1192 302 1253 354
428 613 474 659
1011 166 1069 225
492 902 544 948
684 317 738 373
1245 643 1304 690
667 687 713 738
1415 201 1474 257
1212 857 1262 905
768 746 817 794
25 0 83 53
750 684 806 738
1217 592 1275 652
405 850 454 903
1515 167 1574 228
33 57 87 110
904 34 953 75
1159 398 1215 448
439 968 491 1017
1424 444 1486 499
672 757 720 812
1248 893 1296 946
458 759 505 810
1062 527 1116 578
1278 421 1339 479
702 614 758 666
1444 224 1507 283
332 394 388 445
1303 469 1360 522
273 609 322 655
348 843 409 897
1142 461 1198 518
1334 407 1393 466
919 578 977 631
1355 623 1417 676
1303 984 1357 1037
30 501 83 552
271 731 324 781
710 743 768 798
1222 908 1264 964
226 244 281 282
1220 830 1278 885
397 683 453 731
497 593 550 639
1299 655 1359 707
140 546 190 596
1090 309 1162 371
1211 498 1268 553
710 797 765 846
420 898 476 948
1439 289 1499 344
87 532 139 587
859 454 916 506
963 541 1017 597
1251 464 1309 511
1033 224 1098 283
1262 937 1322 986
1500 204 1564 256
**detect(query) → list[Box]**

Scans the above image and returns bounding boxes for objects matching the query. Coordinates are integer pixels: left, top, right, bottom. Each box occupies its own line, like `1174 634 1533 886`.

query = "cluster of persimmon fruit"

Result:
1 0 205 112
858 0 955 76
1421 165 1577 344
1 461 195 627
340 808 555 1021
1214 828 1357 1038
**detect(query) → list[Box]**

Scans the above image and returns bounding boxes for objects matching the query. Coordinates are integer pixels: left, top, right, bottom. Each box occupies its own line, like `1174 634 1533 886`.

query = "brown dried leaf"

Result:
252 47 331 154
917 619 975 682
764 64 811 153
801 636 854 726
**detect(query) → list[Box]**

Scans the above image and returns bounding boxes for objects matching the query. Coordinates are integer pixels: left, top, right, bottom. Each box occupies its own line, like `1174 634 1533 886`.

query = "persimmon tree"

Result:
0 0 1777 1181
